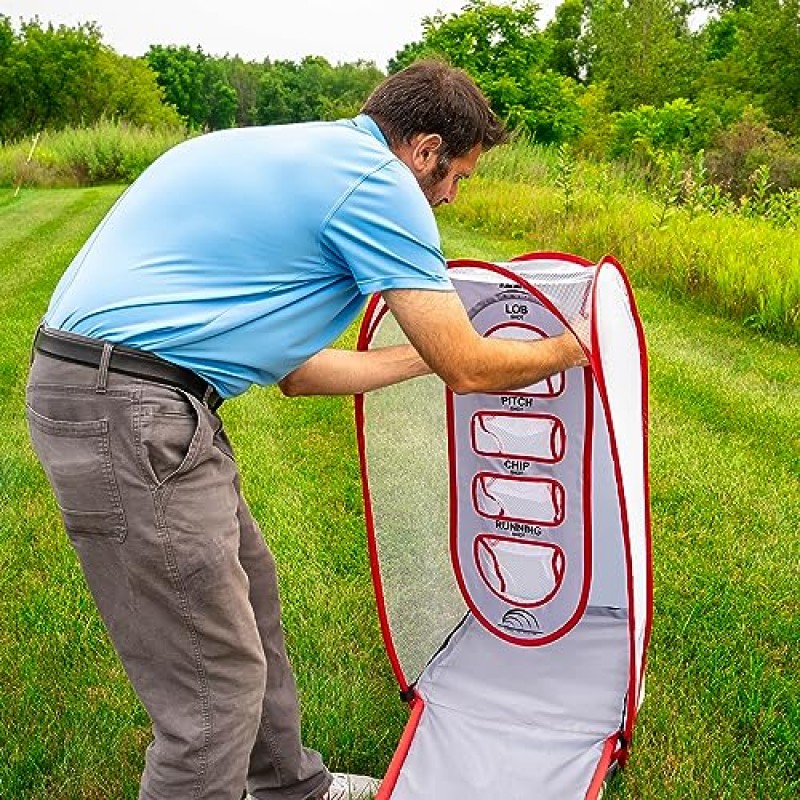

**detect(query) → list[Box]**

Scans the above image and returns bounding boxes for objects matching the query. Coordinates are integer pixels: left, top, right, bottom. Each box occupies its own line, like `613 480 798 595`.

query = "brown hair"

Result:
361 60 508 161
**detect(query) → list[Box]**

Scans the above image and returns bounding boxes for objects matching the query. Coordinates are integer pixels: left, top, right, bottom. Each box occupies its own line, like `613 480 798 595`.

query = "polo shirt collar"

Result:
353 114 389 148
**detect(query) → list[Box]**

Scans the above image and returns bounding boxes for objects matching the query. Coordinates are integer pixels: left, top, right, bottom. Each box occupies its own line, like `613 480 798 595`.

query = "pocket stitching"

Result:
26 404 127 542
26 403 108 436
134 389 205 490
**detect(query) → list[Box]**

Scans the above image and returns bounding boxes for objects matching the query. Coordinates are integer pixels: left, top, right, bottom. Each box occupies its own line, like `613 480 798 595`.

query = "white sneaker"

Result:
321 772 381 799
245 772 380 800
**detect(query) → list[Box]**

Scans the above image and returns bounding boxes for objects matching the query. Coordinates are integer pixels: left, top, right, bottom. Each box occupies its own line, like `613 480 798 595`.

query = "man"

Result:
26 61 586 800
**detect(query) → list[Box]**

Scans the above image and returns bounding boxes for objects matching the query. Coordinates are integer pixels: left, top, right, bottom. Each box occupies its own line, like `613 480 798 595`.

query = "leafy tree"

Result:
255 61 299 124
399 0 549 81
0 15 18 138
289 56 342 120
387 40 430 74
146 45 236 130
0 17 179 142
320 60 384 119
702 12 741 63
206 77 237 130
496 69 585 141
255 57 382 126
693 9 757 129
388 0 584 143
543 0 586 81
0 15 13 61
97 52 182 129
1 18 105 137
728 0 800 136
585 0 702 110
691 0 753 10
695 0 800 137
609 97 716 159
219 57 262 126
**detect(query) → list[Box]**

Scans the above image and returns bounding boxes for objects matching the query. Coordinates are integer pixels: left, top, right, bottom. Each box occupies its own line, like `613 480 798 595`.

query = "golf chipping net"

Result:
356 253 652 799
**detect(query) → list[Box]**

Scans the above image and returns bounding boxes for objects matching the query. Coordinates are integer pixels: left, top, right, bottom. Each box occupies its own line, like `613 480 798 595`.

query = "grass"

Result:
443 141 800 343
3 127 798 339
1 187 798 799
0 121 186 188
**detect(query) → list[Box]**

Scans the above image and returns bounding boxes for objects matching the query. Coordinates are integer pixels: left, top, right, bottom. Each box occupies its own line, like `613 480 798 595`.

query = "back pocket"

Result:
26 404 127 541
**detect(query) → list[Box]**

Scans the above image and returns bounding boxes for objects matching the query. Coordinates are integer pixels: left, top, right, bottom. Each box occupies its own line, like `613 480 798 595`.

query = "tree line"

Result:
0 16 383 141
1 1 798 191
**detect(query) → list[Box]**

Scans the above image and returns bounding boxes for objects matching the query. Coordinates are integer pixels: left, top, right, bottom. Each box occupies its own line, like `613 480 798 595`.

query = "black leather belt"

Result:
34 326 224 411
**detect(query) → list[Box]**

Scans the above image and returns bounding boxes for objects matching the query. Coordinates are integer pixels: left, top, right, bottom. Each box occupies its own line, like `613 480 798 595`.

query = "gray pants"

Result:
25 352 331 800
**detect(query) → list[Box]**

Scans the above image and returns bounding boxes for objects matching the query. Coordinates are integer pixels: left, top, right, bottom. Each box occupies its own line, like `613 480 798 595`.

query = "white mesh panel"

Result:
472 474 565 525
361 307 466 685
471 412 565 462
475 537 564 605
506 260 594 350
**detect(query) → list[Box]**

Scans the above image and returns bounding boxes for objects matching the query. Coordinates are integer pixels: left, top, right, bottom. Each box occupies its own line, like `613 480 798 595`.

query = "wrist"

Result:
557 331 589 370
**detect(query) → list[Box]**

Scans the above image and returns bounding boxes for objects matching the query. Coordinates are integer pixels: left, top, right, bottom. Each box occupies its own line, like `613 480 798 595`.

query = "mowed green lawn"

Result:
0 187 797 799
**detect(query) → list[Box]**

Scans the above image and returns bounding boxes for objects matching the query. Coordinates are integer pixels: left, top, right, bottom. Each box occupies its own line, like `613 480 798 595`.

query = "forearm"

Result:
278 345 431 396
455 330 587 394
382 288 588 395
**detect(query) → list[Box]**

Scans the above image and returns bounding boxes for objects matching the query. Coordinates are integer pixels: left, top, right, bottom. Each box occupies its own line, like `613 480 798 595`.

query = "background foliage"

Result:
2 1 798 197
0 17 181 140
0 15 384 140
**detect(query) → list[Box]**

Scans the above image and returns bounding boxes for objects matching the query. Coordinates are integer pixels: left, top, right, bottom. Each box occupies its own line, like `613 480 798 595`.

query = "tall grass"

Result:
441 140 800 342
0 121 186 188
4 124 797 340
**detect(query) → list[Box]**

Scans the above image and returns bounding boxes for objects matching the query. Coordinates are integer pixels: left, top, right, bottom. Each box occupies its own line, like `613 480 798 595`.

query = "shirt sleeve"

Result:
320 159 453 295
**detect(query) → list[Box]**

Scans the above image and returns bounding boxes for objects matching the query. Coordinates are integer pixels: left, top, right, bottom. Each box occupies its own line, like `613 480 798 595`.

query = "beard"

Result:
419 153 452 207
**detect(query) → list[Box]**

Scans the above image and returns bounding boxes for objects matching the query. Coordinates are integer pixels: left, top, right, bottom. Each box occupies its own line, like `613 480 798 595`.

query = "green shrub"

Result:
574 83 616 160
609 98 717 162
706 108 800 198
498 70 585 145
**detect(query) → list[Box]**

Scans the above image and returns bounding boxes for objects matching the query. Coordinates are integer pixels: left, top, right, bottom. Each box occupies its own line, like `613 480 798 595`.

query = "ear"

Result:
407 133 443 175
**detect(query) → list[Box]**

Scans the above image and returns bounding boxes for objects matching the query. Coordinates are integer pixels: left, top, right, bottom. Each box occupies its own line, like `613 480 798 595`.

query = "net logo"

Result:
499 609 543 636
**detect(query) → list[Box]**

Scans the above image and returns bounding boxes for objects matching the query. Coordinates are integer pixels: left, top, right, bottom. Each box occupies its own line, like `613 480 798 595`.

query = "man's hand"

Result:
554 328 590 370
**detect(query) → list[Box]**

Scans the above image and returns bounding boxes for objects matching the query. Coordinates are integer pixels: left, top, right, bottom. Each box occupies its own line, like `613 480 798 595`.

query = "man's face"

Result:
393 133 482 208
417 143 482 208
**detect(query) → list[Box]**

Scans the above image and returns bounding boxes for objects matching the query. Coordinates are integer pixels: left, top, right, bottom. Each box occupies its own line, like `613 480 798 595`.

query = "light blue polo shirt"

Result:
45 115 452 397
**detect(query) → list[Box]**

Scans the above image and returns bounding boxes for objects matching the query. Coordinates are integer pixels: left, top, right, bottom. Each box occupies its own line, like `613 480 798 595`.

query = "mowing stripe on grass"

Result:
1 189 797 800
0 187 124 319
